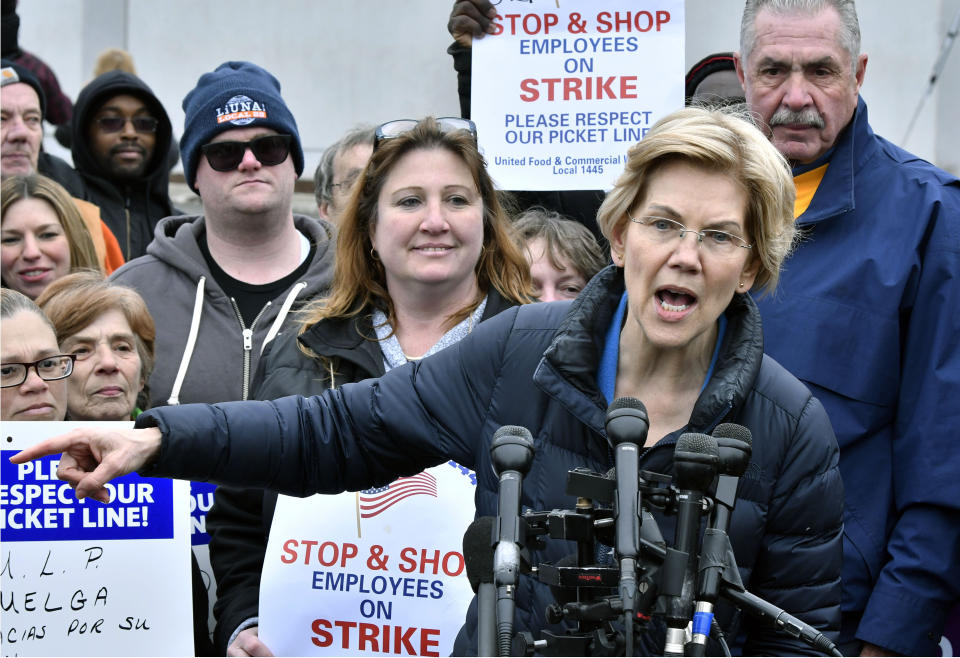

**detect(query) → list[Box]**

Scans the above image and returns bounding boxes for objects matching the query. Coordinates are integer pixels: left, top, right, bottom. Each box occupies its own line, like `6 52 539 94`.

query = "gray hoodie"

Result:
110 214 335 408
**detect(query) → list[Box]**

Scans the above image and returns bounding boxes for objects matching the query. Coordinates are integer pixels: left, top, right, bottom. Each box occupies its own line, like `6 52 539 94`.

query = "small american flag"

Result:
358 472 438 519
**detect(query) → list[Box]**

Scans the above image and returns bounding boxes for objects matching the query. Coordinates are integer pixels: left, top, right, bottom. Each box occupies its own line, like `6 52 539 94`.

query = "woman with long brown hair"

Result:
207 116 531 656
1 174 101 299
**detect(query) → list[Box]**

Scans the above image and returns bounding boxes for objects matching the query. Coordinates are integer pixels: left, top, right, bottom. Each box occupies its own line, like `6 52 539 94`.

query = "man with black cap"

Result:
71 70 178 260
110 60 335 409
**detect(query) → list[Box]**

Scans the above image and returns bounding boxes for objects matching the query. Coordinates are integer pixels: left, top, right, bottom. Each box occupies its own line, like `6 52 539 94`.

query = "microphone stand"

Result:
687 424 752 657
463 517 498 656
663 433 719 656
490 425 535 657
604 397 650 658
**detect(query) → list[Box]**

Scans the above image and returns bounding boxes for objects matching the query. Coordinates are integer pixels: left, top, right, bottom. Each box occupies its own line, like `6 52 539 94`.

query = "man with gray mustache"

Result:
734 1 960 656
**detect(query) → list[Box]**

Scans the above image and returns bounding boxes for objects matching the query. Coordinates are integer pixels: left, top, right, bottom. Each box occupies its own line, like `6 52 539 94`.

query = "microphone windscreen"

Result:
608 396 648 414
712 423 753 447
674 432 720 490
712 423 753 476
490 425 535 475
492 425 534 442
606 397 650 447
463 516 496 592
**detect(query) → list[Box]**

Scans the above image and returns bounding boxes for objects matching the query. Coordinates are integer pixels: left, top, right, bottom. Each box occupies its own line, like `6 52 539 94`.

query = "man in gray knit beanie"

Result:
110 60 335 410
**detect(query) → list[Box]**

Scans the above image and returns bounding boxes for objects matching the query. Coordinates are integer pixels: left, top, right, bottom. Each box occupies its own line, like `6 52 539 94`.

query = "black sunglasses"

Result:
96 115 159 134
201 134 293 172
374 117 477 150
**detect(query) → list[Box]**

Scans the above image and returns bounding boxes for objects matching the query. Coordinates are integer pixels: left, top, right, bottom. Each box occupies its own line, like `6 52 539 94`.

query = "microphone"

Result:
663 432 719 656
604 397 649 657
490 425 535 657
463 516 497 657
688 424 753 656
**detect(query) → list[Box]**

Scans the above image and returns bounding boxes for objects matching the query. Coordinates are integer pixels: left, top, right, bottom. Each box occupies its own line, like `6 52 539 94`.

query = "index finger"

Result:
9 428 85 463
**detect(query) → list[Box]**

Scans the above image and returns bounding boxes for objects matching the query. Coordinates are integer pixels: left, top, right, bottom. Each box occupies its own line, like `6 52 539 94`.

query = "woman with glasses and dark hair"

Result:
17 107 843 655
204 116 532 656
0 287 73 421
37 271 155 422
1 174 102 300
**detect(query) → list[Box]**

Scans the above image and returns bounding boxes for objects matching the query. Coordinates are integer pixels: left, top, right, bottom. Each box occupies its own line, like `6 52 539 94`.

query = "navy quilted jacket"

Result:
139 266 843 655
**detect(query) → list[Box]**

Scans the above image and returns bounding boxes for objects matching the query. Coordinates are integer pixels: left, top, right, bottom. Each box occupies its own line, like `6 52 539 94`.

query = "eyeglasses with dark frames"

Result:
201 134 293 172
629 216 752 256
0 354 76 388
374 117 477 151
95 116 159 134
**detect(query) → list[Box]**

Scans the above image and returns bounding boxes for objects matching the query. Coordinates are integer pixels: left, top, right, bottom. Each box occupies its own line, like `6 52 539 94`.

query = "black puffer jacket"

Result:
71 71 177 259
140 266 843 655
205 291 517 653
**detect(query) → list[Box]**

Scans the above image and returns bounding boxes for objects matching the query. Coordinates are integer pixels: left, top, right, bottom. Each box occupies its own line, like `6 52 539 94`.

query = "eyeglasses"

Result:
629 216 752 256
374 117 477 150
0 354 76 388
201 134 293 172
330 171 361 193
95 116 159 134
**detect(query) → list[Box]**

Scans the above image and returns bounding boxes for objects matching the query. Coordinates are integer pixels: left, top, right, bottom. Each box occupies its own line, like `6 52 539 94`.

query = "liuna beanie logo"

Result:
215 94 268 125
179 60 304 191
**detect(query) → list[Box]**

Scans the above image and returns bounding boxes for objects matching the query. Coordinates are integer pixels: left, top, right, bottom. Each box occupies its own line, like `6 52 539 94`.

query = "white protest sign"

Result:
259 462 477 656
0 421 193 656
472 0 685 191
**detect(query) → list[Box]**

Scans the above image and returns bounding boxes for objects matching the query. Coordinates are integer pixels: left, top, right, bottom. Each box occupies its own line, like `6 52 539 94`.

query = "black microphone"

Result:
463 516 497 657
490 425 535 657
604 397 649 657
688 424 753 656
663 432 719 656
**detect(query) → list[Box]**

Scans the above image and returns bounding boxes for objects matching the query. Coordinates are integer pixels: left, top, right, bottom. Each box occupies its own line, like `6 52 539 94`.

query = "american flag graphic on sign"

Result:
358 472 438 519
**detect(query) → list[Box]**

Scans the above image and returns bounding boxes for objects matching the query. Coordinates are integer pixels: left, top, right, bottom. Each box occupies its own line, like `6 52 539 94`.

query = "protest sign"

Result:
189 481 217 632
472 0 685 191
0 422 193 656
259 462 476 656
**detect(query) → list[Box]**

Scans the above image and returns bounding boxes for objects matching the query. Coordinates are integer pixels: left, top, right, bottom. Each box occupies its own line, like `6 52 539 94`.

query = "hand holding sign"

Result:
10 426 163 503
448 0 498 47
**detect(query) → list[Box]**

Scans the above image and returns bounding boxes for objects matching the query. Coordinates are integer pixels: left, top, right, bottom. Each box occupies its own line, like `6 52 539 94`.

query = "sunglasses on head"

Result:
374 117 477 150
200 134 293 172
95 115 159 134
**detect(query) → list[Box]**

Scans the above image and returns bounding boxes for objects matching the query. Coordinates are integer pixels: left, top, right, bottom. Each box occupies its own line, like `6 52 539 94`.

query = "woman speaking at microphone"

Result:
13 107 843 655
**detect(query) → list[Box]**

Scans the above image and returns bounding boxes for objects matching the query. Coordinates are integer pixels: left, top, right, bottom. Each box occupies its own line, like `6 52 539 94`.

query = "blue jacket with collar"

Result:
139 266 842 655
754 97 960 655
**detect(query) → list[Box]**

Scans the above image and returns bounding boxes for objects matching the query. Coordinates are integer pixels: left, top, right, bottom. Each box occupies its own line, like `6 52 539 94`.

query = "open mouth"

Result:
656 288 697 312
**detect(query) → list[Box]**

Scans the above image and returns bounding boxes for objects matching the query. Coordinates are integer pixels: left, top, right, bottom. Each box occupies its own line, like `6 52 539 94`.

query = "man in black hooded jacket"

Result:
71 71 177 260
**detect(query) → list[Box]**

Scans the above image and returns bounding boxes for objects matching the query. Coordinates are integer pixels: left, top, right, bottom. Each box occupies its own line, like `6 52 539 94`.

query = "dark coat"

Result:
205 291 517 653
71 70 177 260
140 266 843 655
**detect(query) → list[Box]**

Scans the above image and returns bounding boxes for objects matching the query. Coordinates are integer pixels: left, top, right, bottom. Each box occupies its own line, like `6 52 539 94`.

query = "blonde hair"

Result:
93 48 137 77
1 174 102 280
299 117 532 335
596 106 795 295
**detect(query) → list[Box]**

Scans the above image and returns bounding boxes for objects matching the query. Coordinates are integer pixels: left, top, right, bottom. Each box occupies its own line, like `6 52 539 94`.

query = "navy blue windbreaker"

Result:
754 97 960 656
